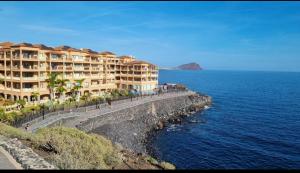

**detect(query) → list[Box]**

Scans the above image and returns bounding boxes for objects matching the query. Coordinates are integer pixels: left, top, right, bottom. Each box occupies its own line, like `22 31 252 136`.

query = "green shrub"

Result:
0 122 34 140
21 107 33 115
35 127 122 169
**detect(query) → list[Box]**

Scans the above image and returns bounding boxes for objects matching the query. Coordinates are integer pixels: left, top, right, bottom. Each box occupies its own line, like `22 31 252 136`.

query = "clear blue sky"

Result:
1 1 300 72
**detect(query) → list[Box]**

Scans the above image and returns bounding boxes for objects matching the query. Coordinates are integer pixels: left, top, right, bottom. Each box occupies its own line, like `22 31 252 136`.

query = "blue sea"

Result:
149 70 300 169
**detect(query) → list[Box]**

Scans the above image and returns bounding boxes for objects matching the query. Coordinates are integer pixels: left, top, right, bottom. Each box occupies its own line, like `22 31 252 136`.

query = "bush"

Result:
0 122 34 140
21 107 33 115
34 127 122 169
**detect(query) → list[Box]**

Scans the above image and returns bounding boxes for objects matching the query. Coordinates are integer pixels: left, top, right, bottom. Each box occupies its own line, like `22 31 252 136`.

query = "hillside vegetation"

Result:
0 123 175 170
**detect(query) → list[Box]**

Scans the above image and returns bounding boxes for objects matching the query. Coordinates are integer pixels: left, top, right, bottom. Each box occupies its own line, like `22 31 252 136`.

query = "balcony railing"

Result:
52 66 64 70
22 66 39 70
23 77 38 80
65 66 73 70
22 54 38 60
51 58 64 61
92 67 100 71
74 67 84 71
23 88 34 92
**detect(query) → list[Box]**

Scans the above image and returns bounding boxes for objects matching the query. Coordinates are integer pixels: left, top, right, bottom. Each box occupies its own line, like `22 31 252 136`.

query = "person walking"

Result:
24 123 29 131
107 98 112 109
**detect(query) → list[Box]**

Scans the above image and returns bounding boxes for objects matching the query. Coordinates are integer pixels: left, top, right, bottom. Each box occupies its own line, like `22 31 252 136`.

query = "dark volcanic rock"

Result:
79 93 212 154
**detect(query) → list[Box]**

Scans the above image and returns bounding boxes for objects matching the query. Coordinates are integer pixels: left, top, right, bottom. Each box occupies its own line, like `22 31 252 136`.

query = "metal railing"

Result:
10 87 189 128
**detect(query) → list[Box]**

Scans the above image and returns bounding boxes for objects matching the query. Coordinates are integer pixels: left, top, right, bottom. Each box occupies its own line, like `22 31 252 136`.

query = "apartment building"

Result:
0 42 158 102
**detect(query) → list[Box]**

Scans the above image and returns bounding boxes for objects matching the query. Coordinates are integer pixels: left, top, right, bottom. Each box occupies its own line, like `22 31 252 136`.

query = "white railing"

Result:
23 77 38 80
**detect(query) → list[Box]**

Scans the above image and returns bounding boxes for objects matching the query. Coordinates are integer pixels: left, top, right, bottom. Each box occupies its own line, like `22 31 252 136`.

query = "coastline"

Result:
144 98 212 160
88 92 212 160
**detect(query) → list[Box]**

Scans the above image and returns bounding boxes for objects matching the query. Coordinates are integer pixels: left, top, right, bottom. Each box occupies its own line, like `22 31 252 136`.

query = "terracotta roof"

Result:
81 48 98 54
11 42 34 48
98 51 115 55
118 55 134 59
0 42 14 48
124 60 156 66
33 44 53 50
54 45 80 52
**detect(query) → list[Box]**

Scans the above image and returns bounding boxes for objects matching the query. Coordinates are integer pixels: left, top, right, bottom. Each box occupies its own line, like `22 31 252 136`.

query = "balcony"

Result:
65 58 73 62
73 75 86 79
39 76 47 80
74 66 84 71
39 66 47 71
84 67 90 71
22 88 33 92
65 66 73 71
63 75 73 79
12 77 20 80
12 88 21 92
22 54 38 61
52 66 64 71
11 66 20 70
51 58 64 62
23 77 38 81
90 84 101 88
12 55 20 60
22 66 39 71
91 67 100 71
38 56 47 61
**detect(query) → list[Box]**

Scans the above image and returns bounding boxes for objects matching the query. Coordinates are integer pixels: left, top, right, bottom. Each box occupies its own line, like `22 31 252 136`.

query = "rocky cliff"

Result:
77 93 212 154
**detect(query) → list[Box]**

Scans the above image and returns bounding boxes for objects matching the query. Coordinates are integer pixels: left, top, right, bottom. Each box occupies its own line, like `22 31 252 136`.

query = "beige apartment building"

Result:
0 42 158 102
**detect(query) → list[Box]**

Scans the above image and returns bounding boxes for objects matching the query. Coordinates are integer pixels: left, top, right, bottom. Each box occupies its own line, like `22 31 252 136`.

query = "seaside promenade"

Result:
27 90 196 133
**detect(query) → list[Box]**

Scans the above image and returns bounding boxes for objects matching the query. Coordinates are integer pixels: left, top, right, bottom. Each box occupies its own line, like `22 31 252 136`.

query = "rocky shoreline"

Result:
144 95 212 158
88 93 212 156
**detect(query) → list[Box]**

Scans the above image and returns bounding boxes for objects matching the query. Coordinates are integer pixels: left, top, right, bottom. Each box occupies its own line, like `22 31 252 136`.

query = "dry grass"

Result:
0 123 121 169
0 123 175 170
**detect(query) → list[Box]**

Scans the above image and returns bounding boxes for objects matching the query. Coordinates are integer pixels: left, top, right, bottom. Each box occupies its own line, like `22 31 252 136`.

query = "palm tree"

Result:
31 92 40 103
46 73 58 101
16 99 26 109
56 78 69 101
72 79 85 101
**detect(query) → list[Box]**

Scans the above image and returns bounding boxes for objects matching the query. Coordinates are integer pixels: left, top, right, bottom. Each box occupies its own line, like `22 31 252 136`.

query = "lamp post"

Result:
42 104 45 120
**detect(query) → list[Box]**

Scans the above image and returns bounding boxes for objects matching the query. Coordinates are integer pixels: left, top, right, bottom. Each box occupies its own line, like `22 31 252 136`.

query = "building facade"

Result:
0 42 158 102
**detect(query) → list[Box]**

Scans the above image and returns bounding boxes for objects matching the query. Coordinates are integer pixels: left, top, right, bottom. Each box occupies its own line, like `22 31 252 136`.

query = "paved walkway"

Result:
0 147 22 169
28 91 195 133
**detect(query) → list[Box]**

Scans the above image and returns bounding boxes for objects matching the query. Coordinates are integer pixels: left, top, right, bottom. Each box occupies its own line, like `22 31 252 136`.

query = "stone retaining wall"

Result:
0 135 56 170
77 93 212 154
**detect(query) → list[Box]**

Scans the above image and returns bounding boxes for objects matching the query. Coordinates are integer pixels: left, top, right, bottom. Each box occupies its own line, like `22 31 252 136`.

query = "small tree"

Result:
72 79 85 102
56 78 69 101
46 73 59 101
31 92 40 103
0 108 6 122
16 99 26 109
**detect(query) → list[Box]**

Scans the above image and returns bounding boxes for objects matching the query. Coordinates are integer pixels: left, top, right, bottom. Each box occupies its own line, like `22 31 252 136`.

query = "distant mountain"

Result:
175 63 202 70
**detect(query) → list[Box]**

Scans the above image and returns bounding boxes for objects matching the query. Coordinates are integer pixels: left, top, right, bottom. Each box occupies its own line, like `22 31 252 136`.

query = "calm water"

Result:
150 70 300 169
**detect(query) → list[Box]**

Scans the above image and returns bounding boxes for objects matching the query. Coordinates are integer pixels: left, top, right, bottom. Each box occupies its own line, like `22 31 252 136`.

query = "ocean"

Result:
149 70 300 169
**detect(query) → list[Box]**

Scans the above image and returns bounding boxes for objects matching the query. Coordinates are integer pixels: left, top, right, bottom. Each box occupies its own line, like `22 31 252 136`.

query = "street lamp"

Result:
42 104 45 120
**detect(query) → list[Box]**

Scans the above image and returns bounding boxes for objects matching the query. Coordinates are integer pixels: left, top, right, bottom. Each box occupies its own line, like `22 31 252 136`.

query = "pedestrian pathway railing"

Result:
11 88 190 128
